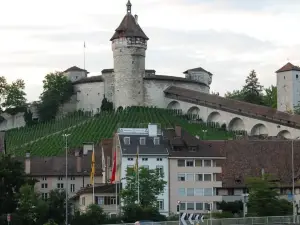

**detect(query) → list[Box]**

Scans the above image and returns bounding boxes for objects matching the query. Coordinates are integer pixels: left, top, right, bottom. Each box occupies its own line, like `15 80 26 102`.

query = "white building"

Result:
116 124 170 215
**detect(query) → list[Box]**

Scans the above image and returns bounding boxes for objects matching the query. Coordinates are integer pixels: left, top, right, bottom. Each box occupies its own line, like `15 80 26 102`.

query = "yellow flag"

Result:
90 150 95 184
134 145 139 173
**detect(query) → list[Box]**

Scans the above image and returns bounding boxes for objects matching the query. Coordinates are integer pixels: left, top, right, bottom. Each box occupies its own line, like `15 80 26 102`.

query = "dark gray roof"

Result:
119 134 169 156
72 75 103 85
101 69 156 74
64 66 89 74
144 75 209 87
110 12 149 41
183 67 213 76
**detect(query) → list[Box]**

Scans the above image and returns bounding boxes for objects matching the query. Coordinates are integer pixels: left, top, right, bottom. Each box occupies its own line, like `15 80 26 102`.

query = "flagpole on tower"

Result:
136 145 140 204
84 41 86 70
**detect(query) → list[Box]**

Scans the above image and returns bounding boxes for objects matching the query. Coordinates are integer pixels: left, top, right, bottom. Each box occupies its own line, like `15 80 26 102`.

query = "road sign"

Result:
7 214 11 222
180 213 204 224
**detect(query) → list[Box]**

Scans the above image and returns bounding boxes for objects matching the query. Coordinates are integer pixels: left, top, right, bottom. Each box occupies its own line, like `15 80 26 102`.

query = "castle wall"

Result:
143 80 209 107
113 38 146 108
0 112 25 131
74 82 105 113
101 72 115 103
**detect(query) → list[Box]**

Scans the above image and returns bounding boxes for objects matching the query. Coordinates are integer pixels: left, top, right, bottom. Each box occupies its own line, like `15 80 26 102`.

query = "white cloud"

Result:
0 0 299 101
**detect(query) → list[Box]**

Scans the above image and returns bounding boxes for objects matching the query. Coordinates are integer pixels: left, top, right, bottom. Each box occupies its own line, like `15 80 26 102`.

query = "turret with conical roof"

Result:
111 1 147 109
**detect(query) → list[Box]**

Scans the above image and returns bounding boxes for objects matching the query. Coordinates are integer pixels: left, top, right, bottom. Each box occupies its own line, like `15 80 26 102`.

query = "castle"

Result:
1 0 300 139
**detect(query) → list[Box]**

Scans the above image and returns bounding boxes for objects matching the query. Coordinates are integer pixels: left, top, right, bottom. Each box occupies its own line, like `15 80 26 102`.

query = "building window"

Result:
95 196 104 205
204 160 212 167
187 188 194 196
57 183 64 189
70 177 75 180
177 159 185 167
180 202 186 210
177 173 186 181
196 202 203 210
204 203 212 211
195 173 203 181
186 160 194 167
124 137 130 145
41 193 48 200
81 197 85 206
187 202 194 210
140 137 146 145
142 158 148 161
204 188 213 196
157 158 162 161
186 173 194 181
195 159 202 167
58 176 63 180
157 199 164 210
204 174 212 181
178 188 186 196
127 158 133 161
70 184 75 192
154 137 160 145
297 74 299 79
195 188 204 196
156 166 163 176
110 197 117 205
42 177 47 181
41 183 48 189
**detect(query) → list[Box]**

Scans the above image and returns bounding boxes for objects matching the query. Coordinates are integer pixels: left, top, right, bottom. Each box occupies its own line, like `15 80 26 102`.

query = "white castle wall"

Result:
101 71 115 103
0 112 26 131
144 80 209 107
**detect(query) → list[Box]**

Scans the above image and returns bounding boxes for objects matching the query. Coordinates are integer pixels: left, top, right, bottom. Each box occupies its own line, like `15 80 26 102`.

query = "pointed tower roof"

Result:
110 1 149 41
276 62 300 73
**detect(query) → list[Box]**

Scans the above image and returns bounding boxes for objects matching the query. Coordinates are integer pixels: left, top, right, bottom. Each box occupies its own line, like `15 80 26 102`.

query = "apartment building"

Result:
165 126 225 214
116 124 170 215
16 142 106 199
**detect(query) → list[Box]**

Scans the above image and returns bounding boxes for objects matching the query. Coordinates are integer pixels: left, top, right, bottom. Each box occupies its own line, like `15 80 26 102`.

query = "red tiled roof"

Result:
276 62 300 73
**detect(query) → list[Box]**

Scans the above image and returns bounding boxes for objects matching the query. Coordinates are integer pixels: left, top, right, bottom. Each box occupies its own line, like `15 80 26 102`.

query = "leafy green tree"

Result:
0 154 28 216
263 85 277 108
100 95 113 112
2 79 26 109
242 70 263 104
217 200 243 215
16 184 48 225
121 167 166 208
38 72 73 122
24 110 34 126
246 176 292 216
225 89 245 101
72 204 107 225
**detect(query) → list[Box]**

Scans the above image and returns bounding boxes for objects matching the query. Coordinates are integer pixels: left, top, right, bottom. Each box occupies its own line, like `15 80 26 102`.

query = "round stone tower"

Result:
110 0 149 109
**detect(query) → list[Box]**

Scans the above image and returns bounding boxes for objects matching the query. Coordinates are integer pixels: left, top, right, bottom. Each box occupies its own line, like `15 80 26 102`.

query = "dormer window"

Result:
154 137 160 145
124 137 130 145
140 137 146 145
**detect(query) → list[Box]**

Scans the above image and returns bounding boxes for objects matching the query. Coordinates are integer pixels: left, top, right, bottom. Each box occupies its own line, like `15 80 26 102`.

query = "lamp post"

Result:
292 137 300 223
63 134 70 225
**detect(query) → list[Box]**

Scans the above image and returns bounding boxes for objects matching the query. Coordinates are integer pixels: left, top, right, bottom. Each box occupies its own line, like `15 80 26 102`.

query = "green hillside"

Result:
6 107 237 157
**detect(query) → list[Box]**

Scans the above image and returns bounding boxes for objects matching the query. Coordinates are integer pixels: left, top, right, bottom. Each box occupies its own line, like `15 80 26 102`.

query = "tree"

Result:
242 70 263 104
120 167 166 208
246 175 292 216
263 85 277 108
216 200 243 215
24 109 34 126
100 95 113 112
0 154 28 216
225 90 245 101
72 204 107 225
16 184 48 225
38 72 73 122
2 79 26 109
47 189 71 224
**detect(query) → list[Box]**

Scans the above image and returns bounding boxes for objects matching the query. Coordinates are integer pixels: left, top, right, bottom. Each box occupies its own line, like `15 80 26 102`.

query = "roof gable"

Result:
64 66 88 73
183 67 213 76
276 62 300 73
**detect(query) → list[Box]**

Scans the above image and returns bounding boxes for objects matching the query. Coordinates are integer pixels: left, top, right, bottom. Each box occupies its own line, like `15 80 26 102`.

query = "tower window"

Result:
284 76 285 79
297 74 299 79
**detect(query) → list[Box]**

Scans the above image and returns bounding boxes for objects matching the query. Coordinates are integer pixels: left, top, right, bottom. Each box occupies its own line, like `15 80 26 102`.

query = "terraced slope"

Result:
6 107 236 156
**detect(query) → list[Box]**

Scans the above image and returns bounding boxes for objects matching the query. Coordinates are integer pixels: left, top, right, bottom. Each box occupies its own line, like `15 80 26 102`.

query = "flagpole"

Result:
137 145 140 204
83 41 86 70
92 144 95 203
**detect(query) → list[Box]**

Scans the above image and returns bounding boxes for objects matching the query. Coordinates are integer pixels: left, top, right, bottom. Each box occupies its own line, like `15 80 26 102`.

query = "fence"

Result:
106 216 300 225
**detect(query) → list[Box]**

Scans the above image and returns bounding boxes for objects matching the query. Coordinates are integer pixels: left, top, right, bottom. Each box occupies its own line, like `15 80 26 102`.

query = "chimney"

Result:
76 155 82 173
175 125 182 137
25 152 30 174
134 14 138 24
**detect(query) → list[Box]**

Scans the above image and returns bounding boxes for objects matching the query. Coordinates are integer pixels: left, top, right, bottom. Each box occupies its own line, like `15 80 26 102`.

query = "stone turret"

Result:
111 0 149 109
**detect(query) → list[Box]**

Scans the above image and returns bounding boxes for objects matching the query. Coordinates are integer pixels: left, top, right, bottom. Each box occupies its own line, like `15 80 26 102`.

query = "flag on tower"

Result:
134 145 139 174
110 151 117 184
90 149 95 184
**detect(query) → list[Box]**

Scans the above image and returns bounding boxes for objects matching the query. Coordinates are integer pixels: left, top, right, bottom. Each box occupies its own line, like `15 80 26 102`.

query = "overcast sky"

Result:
0 0 299 101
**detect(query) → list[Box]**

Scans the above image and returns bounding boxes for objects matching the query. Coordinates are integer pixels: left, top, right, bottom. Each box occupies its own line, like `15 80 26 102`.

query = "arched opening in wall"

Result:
167 101 181 110
187 106 200 120
277 130 292 139
228 117 245 131
207 111 222 128
250 123 268 136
